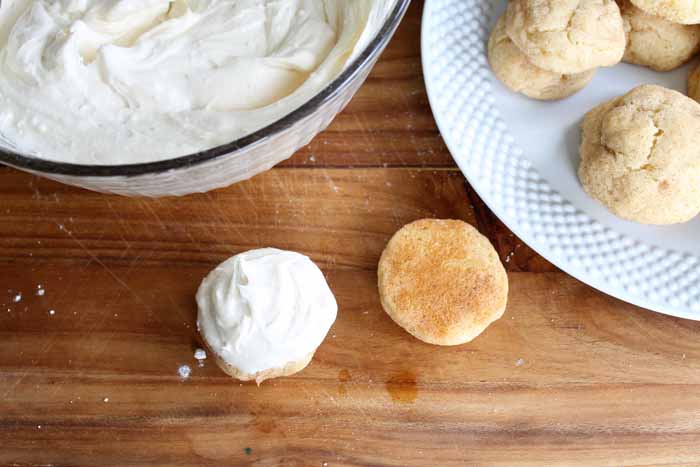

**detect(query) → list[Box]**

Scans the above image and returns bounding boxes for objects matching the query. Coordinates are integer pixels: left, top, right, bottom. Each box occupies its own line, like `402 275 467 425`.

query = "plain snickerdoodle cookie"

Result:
505 0 626 74
488 16 595 100
377 219 508 346
630 0 700 25
579 85 700 225
619 0 700 72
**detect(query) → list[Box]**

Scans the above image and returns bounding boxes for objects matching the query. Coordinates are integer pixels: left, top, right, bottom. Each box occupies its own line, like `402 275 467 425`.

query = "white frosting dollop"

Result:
0 0 387 164
196 248 337 376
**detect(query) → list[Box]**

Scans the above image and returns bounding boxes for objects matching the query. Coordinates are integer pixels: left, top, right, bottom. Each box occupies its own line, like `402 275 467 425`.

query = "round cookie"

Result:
619 0 700 72
505 0 626 74
630 0 700 25
378 219 508 346
196 248 338 384
488 16 595 100
579 85 700 225
689 63 700 101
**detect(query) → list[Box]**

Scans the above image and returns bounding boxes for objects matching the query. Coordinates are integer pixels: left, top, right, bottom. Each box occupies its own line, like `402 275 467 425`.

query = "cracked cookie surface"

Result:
488 16 595 100
579 85 700 224
630 0 700 25
619 0 700 72
505 0 626 74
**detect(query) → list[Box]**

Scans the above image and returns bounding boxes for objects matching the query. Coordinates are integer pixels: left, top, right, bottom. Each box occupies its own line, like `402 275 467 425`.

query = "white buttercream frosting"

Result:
0 0 390 164
196 248 337 376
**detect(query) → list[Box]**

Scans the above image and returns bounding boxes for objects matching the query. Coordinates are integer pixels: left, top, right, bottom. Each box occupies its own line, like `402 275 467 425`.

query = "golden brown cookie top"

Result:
378 219 508 346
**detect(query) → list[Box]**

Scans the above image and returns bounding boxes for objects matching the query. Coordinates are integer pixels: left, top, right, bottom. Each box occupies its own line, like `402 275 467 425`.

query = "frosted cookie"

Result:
630 0 700 25
619 0 700 71
579 85 700 225
505 0 626 74
488 16 595 100
378 219 508 346
196 248 337 384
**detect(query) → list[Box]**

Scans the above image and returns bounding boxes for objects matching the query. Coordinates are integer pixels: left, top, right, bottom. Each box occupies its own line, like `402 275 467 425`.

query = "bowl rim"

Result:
0 0 411 178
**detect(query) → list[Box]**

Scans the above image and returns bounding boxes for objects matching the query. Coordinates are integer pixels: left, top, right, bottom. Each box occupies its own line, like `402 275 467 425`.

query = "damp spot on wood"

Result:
385 371 417 404
338 369 351 382
337 369 351 397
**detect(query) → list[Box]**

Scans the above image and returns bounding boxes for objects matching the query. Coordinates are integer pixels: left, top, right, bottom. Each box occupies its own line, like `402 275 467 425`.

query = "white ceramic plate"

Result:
422 0 700 319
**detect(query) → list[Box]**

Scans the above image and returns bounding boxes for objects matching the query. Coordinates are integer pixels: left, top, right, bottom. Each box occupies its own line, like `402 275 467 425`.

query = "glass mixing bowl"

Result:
0 1 411 197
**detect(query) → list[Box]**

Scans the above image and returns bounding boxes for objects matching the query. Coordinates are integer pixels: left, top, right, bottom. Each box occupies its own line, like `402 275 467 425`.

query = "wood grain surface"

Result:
2 3 700 466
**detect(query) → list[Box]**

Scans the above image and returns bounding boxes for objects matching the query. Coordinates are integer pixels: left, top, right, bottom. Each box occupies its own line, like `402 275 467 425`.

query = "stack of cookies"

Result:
488 0 626 100
487 0 700 226
489 0 700 100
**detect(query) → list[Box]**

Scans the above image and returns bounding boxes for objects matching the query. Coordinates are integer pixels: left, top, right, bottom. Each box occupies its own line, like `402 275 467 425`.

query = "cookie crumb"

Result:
178 365 191 380
194 348 207 361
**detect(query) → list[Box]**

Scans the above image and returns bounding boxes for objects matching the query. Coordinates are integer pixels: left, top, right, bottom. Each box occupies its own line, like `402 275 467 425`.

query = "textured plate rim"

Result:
420 0 699 321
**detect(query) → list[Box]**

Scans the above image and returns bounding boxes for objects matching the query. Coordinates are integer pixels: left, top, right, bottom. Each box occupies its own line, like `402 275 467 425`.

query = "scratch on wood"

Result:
322 169 340 194
54 221 155 313
204 192 250 246
138 199 168 232
105 199 134 252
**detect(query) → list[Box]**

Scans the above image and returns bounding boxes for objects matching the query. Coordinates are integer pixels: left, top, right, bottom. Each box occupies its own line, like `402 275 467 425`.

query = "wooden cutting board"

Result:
2 3 700 466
